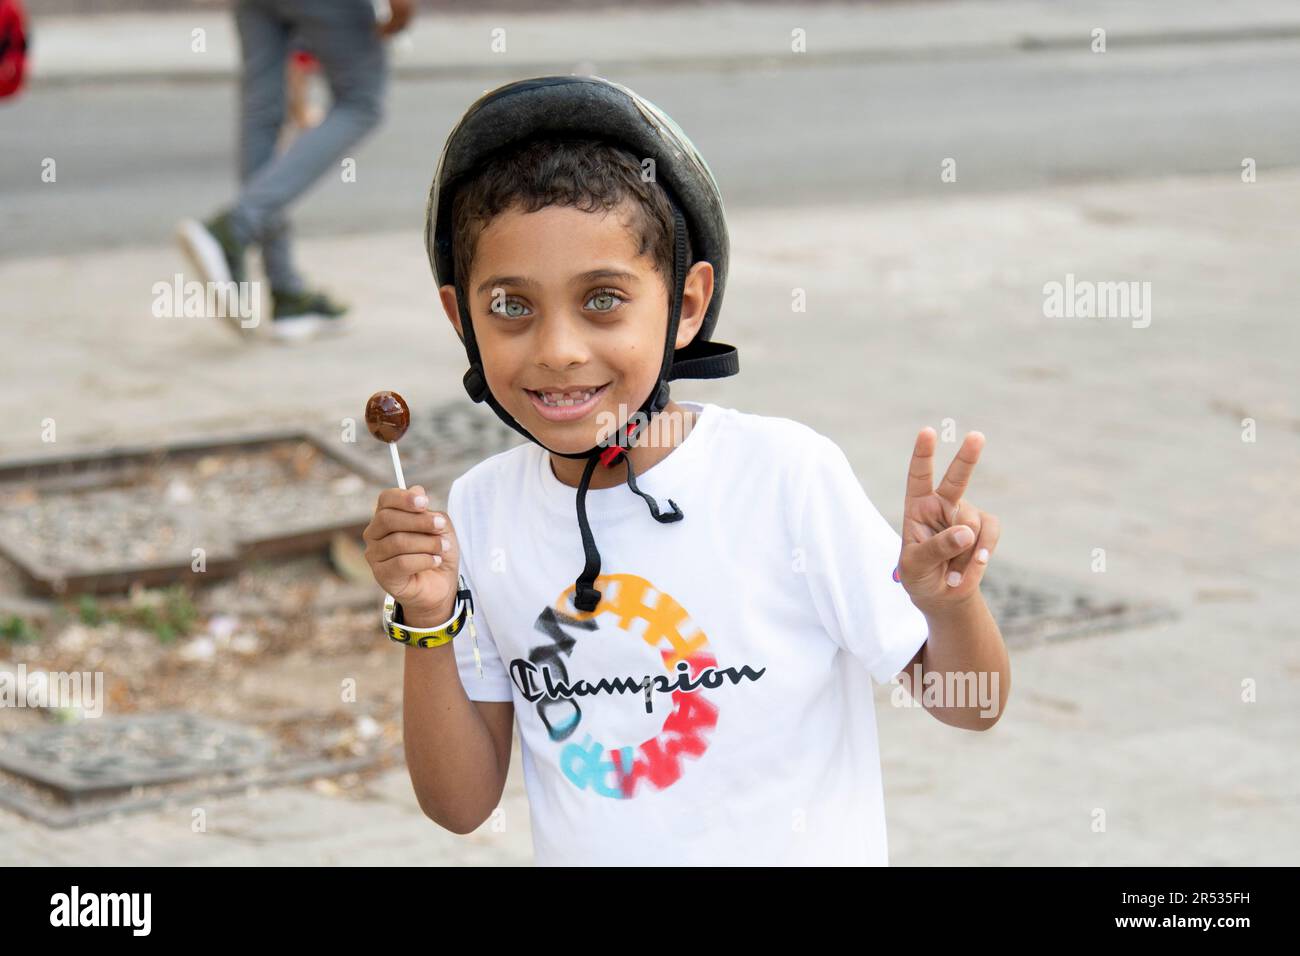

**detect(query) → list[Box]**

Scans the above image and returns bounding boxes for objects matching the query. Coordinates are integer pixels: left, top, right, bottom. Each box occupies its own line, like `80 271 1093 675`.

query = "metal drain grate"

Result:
0 432 385 597
0 712 378 828
979 564 1176 648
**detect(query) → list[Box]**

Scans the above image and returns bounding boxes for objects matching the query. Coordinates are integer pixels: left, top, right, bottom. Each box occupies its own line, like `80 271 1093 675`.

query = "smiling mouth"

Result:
525 383 611 407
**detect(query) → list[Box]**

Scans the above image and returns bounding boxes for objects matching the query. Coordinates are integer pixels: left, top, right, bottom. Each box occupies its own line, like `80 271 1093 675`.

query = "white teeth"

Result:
538 387 598 406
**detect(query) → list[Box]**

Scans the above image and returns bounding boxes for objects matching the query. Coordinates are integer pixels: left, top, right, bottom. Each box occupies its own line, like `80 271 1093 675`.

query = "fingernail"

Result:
947 571 962 587
954 526 974 548
413 495 428 510
977 548 989 564
432 513 446 529
440 536 449 552
432 554 442 565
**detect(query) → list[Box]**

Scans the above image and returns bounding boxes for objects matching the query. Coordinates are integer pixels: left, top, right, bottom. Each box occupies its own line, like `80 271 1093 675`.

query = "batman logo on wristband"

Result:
382 575 475 649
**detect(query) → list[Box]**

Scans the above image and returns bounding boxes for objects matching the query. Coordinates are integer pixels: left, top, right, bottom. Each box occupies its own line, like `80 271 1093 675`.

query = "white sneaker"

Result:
270 313 350 344
175 216 251 339
175 218 232 284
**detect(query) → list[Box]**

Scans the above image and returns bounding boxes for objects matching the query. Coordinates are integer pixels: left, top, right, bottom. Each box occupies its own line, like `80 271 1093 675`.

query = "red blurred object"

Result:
291 49 319 71
0 0 29 100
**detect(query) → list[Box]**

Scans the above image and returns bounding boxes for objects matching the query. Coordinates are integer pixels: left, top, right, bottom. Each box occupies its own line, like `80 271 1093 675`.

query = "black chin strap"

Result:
571 416 684 612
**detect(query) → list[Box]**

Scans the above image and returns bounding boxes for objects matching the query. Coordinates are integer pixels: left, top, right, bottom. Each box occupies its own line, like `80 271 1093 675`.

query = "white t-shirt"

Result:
445 401 930 865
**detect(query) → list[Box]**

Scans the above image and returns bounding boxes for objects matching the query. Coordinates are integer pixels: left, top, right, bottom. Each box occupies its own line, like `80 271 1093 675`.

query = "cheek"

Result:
476 338 523 387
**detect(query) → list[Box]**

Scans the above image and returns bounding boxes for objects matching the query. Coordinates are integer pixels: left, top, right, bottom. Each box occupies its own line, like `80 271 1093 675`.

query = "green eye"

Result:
587 290 624 312
491 297 529 319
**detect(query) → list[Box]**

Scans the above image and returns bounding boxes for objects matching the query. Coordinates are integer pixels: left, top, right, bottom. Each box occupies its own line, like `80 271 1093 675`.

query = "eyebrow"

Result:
475 269 640 296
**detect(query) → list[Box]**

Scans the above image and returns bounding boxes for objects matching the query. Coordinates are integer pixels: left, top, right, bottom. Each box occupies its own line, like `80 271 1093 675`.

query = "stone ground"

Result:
1 169 1296 865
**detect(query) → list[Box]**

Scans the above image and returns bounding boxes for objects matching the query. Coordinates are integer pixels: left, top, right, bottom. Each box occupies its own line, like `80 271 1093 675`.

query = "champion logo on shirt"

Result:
510 572 767 801
511 658 765 714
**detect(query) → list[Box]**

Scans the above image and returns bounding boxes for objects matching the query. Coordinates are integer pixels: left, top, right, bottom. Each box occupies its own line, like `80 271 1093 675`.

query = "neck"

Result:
547 399 698 490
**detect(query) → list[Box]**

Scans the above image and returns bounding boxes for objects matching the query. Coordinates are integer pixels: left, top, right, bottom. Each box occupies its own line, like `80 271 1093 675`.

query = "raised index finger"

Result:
935 431 985 506
905 427 937 503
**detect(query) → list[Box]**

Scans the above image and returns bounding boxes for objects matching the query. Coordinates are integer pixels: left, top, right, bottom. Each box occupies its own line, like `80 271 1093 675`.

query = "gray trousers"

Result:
231 0 388 294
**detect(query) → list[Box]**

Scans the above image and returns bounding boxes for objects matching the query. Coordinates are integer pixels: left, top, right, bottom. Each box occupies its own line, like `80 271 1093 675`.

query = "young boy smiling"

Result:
363 76 1009 865
451 199 712 489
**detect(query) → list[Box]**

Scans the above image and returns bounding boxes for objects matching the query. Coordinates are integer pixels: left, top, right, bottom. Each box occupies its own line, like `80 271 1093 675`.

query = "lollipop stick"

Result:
469 618 483 679
389 442 407 490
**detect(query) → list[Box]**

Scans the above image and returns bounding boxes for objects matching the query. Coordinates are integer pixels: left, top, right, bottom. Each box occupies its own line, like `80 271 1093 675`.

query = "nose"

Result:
533 310 590 372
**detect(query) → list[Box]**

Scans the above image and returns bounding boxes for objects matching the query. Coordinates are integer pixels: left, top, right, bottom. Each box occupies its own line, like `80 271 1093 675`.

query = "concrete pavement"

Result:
1 168 1295 863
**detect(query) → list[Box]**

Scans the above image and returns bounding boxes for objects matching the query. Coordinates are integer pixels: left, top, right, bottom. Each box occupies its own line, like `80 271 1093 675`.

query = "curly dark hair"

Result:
449 135 691 299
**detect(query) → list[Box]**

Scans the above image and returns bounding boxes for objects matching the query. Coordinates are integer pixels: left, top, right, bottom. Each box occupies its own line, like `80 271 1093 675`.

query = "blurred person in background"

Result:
177 0 414 344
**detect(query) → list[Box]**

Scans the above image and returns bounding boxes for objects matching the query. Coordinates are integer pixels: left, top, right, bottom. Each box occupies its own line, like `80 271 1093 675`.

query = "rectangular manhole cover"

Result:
0 711 380 828
0 403 520 598
0 431 386 597
979 564 1176 648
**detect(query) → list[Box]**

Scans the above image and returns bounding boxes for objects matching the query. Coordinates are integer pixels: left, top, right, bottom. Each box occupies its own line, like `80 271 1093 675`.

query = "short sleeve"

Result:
446 477 513 702
795 435 930 685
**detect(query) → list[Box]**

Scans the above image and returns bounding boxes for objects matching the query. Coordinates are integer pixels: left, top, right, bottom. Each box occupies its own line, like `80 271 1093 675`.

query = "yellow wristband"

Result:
382 576 473 649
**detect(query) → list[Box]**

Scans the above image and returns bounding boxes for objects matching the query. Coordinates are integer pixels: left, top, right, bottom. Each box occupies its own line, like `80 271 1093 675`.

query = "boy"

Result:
363 76 1008 865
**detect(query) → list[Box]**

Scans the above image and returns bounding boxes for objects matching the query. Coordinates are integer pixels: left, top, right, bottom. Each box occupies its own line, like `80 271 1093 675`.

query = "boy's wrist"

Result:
915 589 984 627
400 596 459 630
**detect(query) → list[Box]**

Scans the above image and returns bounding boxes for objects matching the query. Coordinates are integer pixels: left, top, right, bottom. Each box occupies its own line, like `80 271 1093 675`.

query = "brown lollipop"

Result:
365 390 411 488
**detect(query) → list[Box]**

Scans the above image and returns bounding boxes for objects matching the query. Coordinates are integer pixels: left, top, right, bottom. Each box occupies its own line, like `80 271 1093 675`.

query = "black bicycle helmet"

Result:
425 75 739 612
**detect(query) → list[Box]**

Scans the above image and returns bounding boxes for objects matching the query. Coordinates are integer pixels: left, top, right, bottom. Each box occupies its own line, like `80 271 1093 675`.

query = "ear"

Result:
438 284 465 343
674 260 714 350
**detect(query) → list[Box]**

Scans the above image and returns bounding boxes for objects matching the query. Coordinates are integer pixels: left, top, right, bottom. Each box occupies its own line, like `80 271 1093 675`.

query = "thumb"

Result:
907 524 976 572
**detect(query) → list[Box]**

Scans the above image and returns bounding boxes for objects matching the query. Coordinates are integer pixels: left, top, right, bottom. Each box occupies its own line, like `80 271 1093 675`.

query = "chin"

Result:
541 431 605 455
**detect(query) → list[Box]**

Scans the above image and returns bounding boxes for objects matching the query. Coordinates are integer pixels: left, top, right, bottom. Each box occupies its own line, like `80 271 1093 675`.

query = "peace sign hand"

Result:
898 427 1001 614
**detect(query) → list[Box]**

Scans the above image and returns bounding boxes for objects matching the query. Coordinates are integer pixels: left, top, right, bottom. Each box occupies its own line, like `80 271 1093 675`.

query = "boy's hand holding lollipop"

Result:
361 390 462 626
